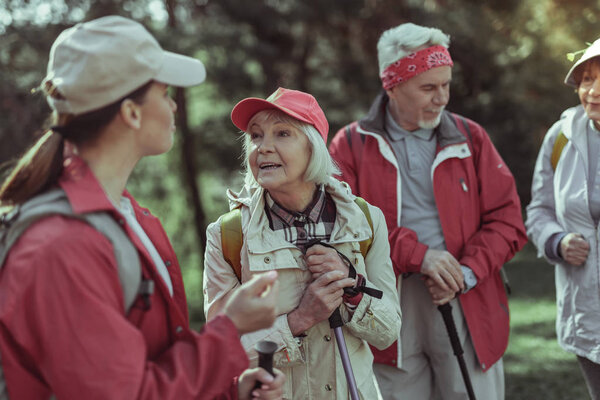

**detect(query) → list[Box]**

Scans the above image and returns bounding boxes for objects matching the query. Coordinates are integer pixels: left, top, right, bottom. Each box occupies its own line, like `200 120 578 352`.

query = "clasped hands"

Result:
421 249 465 305
287 244 355 336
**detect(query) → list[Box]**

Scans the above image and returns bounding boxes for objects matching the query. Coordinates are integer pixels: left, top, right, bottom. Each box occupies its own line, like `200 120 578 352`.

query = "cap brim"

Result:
565 42 600 87
230 98 313 132
565 61 582 87
155 51 206 87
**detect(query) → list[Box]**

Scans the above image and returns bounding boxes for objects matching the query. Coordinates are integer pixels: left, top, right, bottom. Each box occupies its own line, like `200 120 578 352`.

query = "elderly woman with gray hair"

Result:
203 88 401 399
527 38 600 400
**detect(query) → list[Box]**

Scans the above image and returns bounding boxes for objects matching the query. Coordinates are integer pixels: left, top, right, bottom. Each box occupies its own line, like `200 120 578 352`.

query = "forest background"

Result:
1 0 597 398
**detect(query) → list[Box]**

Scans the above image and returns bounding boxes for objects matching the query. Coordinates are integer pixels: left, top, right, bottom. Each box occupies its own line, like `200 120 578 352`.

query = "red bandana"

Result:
380 45 453 90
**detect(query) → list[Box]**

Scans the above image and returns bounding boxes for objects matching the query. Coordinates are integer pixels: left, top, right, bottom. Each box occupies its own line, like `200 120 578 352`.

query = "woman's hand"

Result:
305 244 349 279
224 271 279 334
560 233 590 266
238 367 285 400
287 271 355 335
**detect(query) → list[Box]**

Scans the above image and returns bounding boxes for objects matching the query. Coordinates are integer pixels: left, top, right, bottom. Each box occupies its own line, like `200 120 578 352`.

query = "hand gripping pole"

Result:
253 340 277 390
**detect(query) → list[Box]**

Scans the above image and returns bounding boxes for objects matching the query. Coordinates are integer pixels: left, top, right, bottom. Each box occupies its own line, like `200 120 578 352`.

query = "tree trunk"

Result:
166 0 207 252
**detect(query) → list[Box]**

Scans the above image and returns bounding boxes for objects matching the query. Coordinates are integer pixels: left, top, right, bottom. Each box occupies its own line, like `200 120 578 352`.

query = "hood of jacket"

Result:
561 104 587 141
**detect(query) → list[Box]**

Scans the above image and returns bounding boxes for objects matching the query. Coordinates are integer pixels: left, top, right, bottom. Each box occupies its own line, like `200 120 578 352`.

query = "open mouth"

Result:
259 163 281 170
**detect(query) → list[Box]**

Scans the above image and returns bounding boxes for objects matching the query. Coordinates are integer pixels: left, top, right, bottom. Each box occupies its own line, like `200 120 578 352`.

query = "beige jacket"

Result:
203 177 401 399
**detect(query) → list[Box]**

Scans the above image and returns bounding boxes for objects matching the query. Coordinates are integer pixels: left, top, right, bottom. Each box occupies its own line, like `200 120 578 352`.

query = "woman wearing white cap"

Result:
0 16 284 399
527 39 600 399
203 88 401 399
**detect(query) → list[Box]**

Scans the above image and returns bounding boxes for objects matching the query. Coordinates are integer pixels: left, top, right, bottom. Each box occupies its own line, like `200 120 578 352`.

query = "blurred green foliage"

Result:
1 0 599 325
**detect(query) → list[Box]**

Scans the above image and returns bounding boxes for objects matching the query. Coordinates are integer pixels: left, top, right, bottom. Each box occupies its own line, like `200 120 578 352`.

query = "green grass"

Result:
504 244 589 400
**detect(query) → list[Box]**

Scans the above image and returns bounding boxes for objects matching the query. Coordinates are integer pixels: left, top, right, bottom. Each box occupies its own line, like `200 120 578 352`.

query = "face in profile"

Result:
247 112 313 199
136 82 178 156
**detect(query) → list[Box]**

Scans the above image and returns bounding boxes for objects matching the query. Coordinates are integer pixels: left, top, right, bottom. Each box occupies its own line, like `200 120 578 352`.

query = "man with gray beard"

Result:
329 23 527 400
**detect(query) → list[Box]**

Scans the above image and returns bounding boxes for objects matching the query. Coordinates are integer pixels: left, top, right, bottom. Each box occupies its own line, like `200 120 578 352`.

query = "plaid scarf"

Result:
264 185 336 253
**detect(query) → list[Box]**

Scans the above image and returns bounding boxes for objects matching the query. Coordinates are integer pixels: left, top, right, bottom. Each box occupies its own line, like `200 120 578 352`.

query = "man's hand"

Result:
560 233 590 266
421 249 464 293
305 244 349 280
224 271 279 334
238 367 285 400
287 271 355 336
423 277 457 305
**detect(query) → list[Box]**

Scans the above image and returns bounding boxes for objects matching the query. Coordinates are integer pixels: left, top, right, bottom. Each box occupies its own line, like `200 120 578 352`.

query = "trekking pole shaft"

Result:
438 303 476 400
329 309 359 400
333 326 360 400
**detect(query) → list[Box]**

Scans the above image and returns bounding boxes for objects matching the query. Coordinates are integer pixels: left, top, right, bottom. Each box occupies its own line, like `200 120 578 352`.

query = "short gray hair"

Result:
241 109 340 188
377 23 451 75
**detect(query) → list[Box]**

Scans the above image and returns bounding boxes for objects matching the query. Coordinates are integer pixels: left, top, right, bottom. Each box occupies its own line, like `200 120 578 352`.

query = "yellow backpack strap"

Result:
550 131 568 172
354 197 373 258
220 208 243 282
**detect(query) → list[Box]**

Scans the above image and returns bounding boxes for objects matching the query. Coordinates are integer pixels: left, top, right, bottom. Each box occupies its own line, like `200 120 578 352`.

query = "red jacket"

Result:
0 156 247 399
329 91 527 371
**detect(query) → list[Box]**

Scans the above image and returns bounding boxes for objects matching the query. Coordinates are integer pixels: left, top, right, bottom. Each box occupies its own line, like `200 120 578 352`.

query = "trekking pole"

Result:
437 302 476 400
329 308 359 400
253 340 277 389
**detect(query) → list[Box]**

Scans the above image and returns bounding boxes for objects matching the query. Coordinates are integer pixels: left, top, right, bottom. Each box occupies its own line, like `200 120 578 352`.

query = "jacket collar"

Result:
59 155 131 215
233 177 372 253
359 90 467 148
561 105 588 141
358 89 389 137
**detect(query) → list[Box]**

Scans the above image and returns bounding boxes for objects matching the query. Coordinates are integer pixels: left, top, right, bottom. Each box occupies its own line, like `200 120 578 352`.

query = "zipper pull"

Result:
460 178 468 192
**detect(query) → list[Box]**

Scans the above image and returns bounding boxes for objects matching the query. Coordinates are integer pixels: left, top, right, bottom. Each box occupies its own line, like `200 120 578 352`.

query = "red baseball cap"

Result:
230 87 329 141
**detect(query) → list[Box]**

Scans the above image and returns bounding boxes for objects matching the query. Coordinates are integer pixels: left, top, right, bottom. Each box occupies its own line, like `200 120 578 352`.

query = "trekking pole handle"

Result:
253 340 277 389
329 307 344 329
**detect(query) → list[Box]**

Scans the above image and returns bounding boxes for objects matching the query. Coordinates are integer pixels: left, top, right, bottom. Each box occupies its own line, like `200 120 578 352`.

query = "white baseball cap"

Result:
42 15 206 115
565 38 600 87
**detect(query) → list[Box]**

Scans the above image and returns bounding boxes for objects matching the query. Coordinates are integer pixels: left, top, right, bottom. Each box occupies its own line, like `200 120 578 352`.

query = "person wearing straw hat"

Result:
527 38 600 399
329 23 527 400
0 15 284 399
203 87 401 399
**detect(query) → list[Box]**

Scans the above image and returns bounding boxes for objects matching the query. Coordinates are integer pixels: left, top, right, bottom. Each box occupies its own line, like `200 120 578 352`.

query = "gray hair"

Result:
377 23 451 75
241 109 339 188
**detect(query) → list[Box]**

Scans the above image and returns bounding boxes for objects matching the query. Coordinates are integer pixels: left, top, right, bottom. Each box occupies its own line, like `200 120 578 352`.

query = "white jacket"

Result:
526 105 600 363
203 177 401 399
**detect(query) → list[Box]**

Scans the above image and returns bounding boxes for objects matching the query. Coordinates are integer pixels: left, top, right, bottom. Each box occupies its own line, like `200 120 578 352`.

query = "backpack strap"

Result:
550 131 568 171
353 197 373 259
0 189 77 267
0 188 142 313
220 207 243 281
83 212 142 312
219 198 374 282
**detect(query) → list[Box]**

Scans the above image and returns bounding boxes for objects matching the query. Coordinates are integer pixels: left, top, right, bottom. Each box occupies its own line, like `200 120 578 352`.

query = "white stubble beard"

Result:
418 108 444 130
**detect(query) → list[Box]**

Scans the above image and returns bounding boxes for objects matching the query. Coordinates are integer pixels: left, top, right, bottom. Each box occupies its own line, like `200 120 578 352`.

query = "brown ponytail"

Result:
0 126 64 206
0 80 153 207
